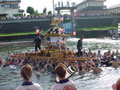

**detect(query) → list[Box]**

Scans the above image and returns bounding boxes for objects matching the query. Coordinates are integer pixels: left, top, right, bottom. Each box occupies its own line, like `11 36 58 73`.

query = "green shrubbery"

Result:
77 26 118 31
0 31 46 36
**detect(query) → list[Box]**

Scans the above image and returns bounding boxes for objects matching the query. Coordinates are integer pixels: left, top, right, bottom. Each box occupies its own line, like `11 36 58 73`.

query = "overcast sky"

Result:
20 0 120 13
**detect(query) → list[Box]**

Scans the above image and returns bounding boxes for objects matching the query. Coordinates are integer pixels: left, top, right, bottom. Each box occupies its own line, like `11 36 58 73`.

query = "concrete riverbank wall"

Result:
0 16 120 41
0 34 37 41
0 16 120 34
75 16 120 28
76 30 111 38
0 18 51 34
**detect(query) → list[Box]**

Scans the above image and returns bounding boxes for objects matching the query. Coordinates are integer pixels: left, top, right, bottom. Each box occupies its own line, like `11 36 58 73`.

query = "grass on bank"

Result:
77 26 118 31
0 26 118 36
0 31 47 37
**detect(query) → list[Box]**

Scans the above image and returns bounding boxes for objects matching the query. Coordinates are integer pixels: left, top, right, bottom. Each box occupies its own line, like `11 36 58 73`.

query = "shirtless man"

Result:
88 63 102 73
92 65 102 73
0 56 3 70
110 58 119 68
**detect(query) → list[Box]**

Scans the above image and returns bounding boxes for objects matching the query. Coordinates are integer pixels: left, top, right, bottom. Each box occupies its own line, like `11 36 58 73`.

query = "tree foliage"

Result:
48 11 52 15
27 6 35 15
43 8 47 14
34 10 40 16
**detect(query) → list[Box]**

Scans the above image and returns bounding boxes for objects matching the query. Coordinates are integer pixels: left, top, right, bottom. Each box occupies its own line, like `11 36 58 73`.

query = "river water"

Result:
0 38 120 90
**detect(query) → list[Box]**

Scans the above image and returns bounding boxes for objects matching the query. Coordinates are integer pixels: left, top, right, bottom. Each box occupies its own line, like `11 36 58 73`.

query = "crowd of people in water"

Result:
0 36 120 90
1 49 120 71
0 49 120 89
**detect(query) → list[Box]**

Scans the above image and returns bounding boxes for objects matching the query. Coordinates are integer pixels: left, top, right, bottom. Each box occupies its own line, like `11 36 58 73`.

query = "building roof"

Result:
82 0 106 2
0 0 21 2
109 4 120 9
18 9 24 12
77 0 106 7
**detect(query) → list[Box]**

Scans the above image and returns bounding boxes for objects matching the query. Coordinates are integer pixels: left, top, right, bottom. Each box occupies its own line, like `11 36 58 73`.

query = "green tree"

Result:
43 7 47 14
24 13 26 16
48 11 52 15
27 6 35 15
34 10 40 16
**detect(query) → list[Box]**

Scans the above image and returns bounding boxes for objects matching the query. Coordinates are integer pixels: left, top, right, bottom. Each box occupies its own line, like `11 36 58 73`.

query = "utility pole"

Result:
53 0 55 16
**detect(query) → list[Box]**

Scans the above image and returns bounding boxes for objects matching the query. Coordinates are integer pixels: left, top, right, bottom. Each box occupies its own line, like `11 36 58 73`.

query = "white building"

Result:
0 0 21 17
76 0 108 16
77 0 106 11
109 4 120 14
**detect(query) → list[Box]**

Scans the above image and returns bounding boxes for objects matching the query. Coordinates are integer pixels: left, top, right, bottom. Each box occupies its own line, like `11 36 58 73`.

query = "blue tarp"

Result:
62 22 72 33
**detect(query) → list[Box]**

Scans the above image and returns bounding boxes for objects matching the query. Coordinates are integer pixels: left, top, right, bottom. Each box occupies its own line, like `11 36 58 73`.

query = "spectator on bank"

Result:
50 63 76 90
15 64 42 90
